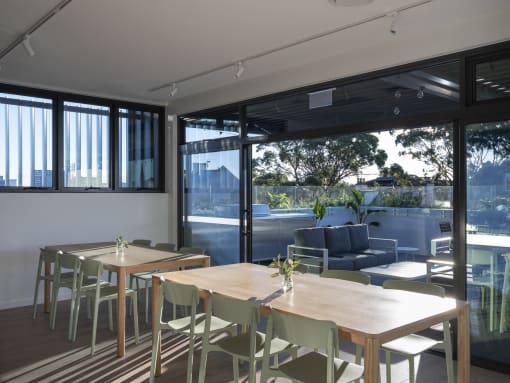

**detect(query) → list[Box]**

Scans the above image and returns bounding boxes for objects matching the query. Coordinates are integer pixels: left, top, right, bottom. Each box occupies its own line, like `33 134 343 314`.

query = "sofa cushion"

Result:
294 228 326 249
324 226 352 254
348 224 370 251
328 258 355 271
359 248 387 256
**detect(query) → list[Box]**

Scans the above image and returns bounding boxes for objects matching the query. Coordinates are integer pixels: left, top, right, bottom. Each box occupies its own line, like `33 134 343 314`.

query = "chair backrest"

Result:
79 258 104 280
55 251 80 274
161 280 199 307
154 242 177 251
383 279 445 297
179 246 206 255
40 248 57 263
210 292 259 326
268 308 338 353
467 247 495 266
131 239 152 247
320 269 370 285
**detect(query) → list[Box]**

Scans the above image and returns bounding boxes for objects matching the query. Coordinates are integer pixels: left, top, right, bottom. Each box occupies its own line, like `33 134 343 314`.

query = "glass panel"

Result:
119 108 161 189
182 109 240 143
475 57 510 101
0 93 53 188
247 62 459 137
182 149 240 265
63 101 110 188
466 120 510 367
252 124 454 287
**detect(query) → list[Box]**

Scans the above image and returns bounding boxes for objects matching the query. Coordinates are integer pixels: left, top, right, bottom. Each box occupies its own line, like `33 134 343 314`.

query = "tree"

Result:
395 125 453 185
255 134 387 186
466 122 510 174
379 163 413 186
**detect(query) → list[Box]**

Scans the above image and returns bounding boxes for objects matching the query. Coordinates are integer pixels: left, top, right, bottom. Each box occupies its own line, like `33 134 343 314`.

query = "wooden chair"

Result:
260 308 364 383
382 280 454 383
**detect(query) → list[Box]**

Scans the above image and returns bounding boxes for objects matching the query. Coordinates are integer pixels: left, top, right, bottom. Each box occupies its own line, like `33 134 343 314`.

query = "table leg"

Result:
117 266 126 357
152 275 162 376
457 304 471 383
44 261 51 313
364 337 380 383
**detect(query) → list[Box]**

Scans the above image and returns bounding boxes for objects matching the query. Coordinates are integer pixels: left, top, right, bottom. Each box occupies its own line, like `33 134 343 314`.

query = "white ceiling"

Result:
0 0 509 114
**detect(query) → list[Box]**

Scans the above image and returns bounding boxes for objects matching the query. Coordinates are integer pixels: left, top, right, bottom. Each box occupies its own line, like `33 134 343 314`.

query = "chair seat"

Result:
83 285 136 299
164 312 232 335
211 330 293 359
382 334 439 356
277 351 364 383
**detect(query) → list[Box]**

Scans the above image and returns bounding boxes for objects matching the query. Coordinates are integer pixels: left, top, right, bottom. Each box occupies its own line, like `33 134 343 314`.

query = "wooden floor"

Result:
1 300 509 383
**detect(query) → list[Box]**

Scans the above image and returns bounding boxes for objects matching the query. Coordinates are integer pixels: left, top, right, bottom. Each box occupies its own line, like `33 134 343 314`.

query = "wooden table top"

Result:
45 242 207 268
156 263 466 342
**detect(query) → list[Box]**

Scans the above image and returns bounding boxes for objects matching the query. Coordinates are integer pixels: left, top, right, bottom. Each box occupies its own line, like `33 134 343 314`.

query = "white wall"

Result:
0 193 169 309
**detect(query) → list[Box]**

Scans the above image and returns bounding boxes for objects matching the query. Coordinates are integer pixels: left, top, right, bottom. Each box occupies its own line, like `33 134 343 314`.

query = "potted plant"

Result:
268 254 301 292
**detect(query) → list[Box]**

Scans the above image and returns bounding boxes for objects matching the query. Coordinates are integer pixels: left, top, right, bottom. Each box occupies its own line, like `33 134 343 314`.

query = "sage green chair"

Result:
320 269 369 382
149 280 236 383
32 248 60 319
198 292 296 383
130 239 152 247
49 251 82 339
72 258 139 355
178 246 206 255
129 242 177 323
320 270 371 285
260 308 364 383
382 279 454 383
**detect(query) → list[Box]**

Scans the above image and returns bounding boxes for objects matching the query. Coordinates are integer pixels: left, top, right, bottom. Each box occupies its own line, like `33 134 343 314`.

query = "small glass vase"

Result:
282 274 294 292
116 245 125 257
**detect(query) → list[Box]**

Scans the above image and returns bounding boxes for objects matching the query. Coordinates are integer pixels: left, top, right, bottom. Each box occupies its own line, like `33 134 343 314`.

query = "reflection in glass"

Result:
119 108 160 189
466 120 510 367
182 150 240 265
0 93 53 187
63 101 110 188
475 57 510 101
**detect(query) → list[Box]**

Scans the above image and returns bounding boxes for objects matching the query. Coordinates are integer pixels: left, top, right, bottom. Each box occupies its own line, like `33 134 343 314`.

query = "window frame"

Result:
0 83 165 193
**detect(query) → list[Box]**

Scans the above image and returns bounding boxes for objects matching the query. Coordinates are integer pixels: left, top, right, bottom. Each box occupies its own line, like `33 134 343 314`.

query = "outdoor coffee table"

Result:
360 261 427 280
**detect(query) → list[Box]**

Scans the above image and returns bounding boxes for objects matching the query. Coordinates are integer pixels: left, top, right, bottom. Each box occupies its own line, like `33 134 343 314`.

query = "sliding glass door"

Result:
466 120 510 366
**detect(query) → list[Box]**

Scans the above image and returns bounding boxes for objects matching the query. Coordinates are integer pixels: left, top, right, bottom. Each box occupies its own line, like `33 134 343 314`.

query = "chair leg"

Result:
108 301 113 331
67 288 76 341
385 350 392 383
129 275 134 318
248 357 256 383
132 293 139 343
354 344 363 383
408 355 415 383
233 356 240 383
87 296 91 319
72 294 82 342
149 327 161 383
443 322 454 383
186 336 195 383
49 284 59 330
198 347 209 383
91 299 100 355
32 259 43 319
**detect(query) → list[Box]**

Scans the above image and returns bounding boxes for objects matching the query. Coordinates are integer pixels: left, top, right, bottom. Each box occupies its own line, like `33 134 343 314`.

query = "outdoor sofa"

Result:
287 224 397 273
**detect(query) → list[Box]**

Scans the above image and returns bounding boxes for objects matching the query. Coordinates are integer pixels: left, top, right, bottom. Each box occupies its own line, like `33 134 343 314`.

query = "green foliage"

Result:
480 195 510 210
268 254 301 280
267 192 291 209
376 190 421 207
116 236 129 248
255 134 387 186
313 198 326 224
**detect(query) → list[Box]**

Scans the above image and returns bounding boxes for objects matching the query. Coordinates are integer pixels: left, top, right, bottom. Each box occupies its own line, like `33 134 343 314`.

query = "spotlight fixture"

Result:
388 12 399 35
234 61 245 79
22 35 35 57
394 89 402 99
417 86 425 99
169 83 178 97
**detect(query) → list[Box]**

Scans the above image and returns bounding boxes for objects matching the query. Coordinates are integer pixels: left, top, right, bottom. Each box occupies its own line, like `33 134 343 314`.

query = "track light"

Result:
22 35 35 56
169 83 178 97
388 12 399 35
234 61 245 79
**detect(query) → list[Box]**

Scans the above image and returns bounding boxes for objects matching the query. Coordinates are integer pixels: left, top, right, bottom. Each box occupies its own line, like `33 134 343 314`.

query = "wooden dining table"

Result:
152 263 470 383
43 242 210 357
